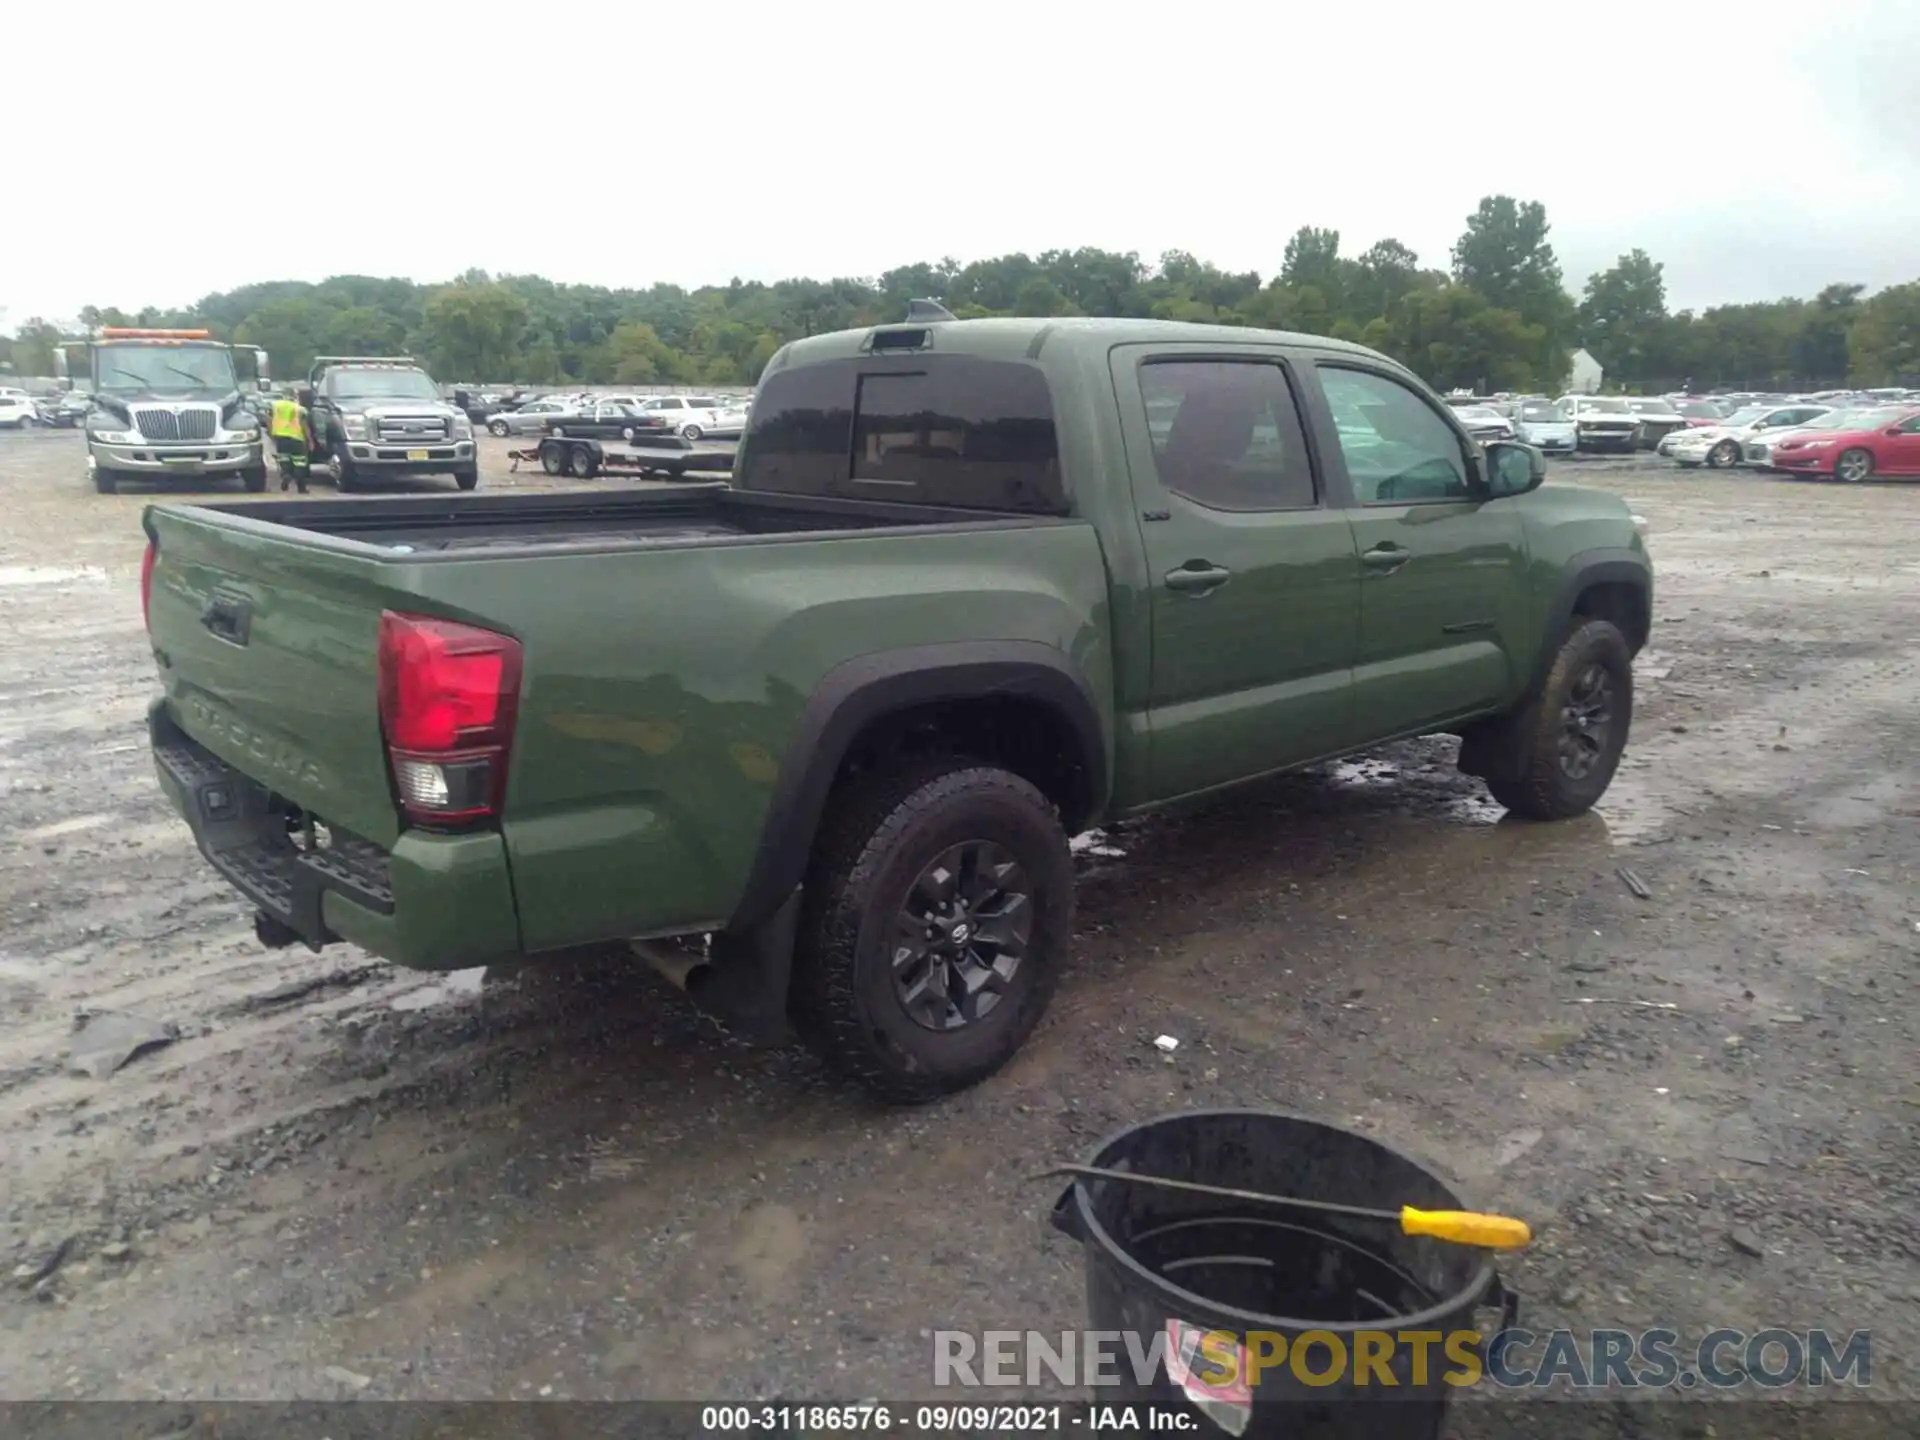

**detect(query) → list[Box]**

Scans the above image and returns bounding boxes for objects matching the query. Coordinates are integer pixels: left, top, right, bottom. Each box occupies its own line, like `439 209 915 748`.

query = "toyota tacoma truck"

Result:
306 356 478 492
140 307 1653 1100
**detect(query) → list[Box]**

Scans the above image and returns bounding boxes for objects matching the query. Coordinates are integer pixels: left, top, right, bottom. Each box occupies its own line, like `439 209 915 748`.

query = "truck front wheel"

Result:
792 759 1074 1102
1470 618 1634 821
334 439 360 492
454 466 480 491
93 467 118 495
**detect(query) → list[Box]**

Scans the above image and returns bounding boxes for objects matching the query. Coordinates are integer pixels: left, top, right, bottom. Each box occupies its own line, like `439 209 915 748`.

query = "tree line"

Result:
4 196 1915 394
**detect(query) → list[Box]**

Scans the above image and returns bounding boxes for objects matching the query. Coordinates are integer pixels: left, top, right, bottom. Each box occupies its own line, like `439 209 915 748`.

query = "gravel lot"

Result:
0 428 1916 1429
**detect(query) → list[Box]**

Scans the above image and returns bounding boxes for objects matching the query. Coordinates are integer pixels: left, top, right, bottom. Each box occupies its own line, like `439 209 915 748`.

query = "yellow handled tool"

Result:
1038 1164 1532 1251
1398 1206 1532 1249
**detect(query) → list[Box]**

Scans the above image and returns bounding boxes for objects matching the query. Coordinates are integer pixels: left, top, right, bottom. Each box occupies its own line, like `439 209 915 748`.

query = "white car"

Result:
1450 405 1516 443
633 394 732 439
0 390 38 429
1660 403 1833 469
1512 399 1577 454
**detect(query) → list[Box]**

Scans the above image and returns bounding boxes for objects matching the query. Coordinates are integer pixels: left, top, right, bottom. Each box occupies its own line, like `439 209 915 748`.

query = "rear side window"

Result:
1137 360 1317 511
737 356 1065 514
734 361 857 496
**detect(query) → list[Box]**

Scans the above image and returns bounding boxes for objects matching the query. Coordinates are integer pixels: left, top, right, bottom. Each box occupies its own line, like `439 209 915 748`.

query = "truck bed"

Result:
181 484 1053 556
141 477 1107 957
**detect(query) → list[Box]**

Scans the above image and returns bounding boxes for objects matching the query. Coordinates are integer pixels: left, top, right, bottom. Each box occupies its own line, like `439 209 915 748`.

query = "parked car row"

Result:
483 392 751 442
1442 385 1920 474
1661 401 1920 481
1450 393 1689 454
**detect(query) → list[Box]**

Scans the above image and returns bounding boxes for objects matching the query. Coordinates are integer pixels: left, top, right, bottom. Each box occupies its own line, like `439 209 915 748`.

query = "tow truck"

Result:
54 328 272 495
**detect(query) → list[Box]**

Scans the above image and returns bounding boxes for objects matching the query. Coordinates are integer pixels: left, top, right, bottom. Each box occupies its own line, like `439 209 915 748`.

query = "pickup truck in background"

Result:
140 307 1652 1100
307 356 479 492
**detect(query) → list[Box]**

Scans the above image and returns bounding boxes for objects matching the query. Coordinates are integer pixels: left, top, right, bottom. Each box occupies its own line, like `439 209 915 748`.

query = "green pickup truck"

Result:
142 311 1652 1100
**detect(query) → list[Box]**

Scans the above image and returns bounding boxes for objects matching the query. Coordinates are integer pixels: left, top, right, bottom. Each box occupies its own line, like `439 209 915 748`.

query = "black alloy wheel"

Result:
889 841 1033 1032
1558 662 1615 781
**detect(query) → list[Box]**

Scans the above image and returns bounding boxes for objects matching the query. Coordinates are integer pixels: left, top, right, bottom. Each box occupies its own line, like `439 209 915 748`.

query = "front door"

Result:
1111 346 1361 802
1309 363 1530 741
1879 412 1920 475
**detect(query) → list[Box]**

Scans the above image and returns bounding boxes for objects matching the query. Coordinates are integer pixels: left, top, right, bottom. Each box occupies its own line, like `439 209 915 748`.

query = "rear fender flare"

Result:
725 641 1108 935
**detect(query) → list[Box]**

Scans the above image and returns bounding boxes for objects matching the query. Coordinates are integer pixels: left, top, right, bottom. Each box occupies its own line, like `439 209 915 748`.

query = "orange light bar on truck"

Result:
98 327 212 340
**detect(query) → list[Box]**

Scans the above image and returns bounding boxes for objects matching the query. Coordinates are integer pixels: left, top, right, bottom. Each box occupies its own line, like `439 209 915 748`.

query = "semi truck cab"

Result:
56 328 272 495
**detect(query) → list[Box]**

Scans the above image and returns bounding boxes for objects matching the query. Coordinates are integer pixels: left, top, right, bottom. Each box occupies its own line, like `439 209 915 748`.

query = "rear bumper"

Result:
150 702 521 970
92 440 263 474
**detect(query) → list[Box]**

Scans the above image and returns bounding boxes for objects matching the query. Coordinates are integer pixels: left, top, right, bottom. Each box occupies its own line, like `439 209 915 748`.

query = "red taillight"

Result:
376 611 523 827
140 541 157 632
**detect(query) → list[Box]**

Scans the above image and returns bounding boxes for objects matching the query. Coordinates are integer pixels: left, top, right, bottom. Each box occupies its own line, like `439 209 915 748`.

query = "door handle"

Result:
1361 544 1411 573
1164 563 1232 594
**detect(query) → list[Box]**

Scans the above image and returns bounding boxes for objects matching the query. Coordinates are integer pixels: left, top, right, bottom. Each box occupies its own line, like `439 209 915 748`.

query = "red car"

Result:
1770 408 1920 482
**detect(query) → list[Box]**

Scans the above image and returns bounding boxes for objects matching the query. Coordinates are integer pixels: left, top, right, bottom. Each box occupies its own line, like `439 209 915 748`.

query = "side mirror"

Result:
1484 440 1546 498
258 378 273 393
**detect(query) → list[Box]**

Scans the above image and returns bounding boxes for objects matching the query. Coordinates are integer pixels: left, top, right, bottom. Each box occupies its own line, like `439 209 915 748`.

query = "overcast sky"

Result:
5 0 1916 332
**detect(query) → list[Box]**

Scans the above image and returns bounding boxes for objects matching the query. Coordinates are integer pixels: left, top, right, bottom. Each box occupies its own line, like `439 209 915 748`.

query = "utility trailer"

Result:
508 433 735 481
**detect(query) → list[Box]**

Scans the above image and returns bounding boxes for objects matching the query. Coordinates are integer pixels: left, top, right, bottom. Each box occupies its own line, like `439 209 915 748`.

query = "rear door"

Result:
1303 361 1529 740
146 509 403 846
1109 344 1361 801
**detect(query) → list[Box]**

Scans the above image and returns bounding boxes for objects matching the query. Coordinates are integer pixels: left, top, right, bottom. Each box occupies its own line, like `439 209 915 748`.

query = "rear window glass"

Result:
737 356 1065 514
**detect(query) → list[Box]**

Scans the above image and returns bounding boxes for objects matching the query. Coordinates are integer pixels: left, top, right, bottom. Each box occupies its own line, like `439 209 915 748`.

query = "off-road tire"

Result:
334 440 360 493
791 759 1074 1103
454 466 480 491
1480 618 1634 821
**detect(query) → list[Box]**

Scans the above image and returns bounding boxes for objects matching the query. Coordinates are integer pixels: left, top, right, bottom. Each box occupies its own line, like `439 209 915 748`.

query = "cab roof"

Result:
767 315 1390 374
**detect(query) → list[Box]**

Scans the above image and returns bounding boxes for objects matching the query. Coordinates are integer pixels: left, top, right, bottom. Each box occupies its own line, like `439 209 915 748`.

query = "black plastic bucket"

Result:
1051 1110 1517 1438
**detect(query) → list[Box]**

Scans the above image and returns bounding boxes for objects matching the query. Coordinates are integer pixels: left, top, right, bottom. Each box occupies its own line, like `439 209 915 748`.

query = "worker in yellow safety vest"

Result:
269 390 313 493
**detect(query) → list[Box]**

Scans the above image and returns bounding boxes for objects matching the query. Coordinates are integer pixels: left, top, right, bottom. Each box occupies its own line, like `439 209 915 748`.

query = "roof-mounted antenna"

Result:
905 298 957 323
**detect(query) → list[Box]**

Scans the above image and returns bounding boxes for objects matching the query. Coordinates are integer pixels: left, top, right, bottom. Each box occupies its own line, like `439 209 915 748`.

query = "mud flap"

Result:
686 886 801 1048
1456 713 1527 782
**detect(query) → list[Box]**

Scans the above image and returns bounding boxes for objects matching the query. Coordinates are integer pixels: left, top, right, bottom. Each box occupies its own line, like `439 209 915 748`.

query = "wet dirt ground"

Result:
0 429 1915 1430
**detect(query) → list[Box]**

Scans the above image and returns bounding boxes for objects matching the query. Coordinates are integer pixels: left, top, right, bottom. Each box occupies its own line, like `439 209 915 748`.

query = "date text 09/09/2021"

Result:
699 1404 1194 1432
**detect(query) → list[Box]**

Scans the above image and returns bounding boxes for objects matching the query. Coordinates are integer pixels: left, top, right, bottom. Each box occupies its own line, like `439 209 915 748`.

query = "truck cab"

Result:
306 356 478 492
56 328 271 495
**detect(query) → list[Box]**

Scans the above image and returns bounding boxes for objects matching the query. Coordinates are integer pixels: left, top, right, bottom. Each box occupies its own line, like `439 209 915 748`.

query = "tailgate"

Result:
146 506 404 848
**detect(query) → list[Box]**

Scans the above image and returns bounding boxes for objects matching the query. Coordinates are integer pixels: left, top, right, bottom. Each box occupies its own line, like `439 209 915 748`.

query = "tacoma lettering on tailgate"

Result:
186 694 326 794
